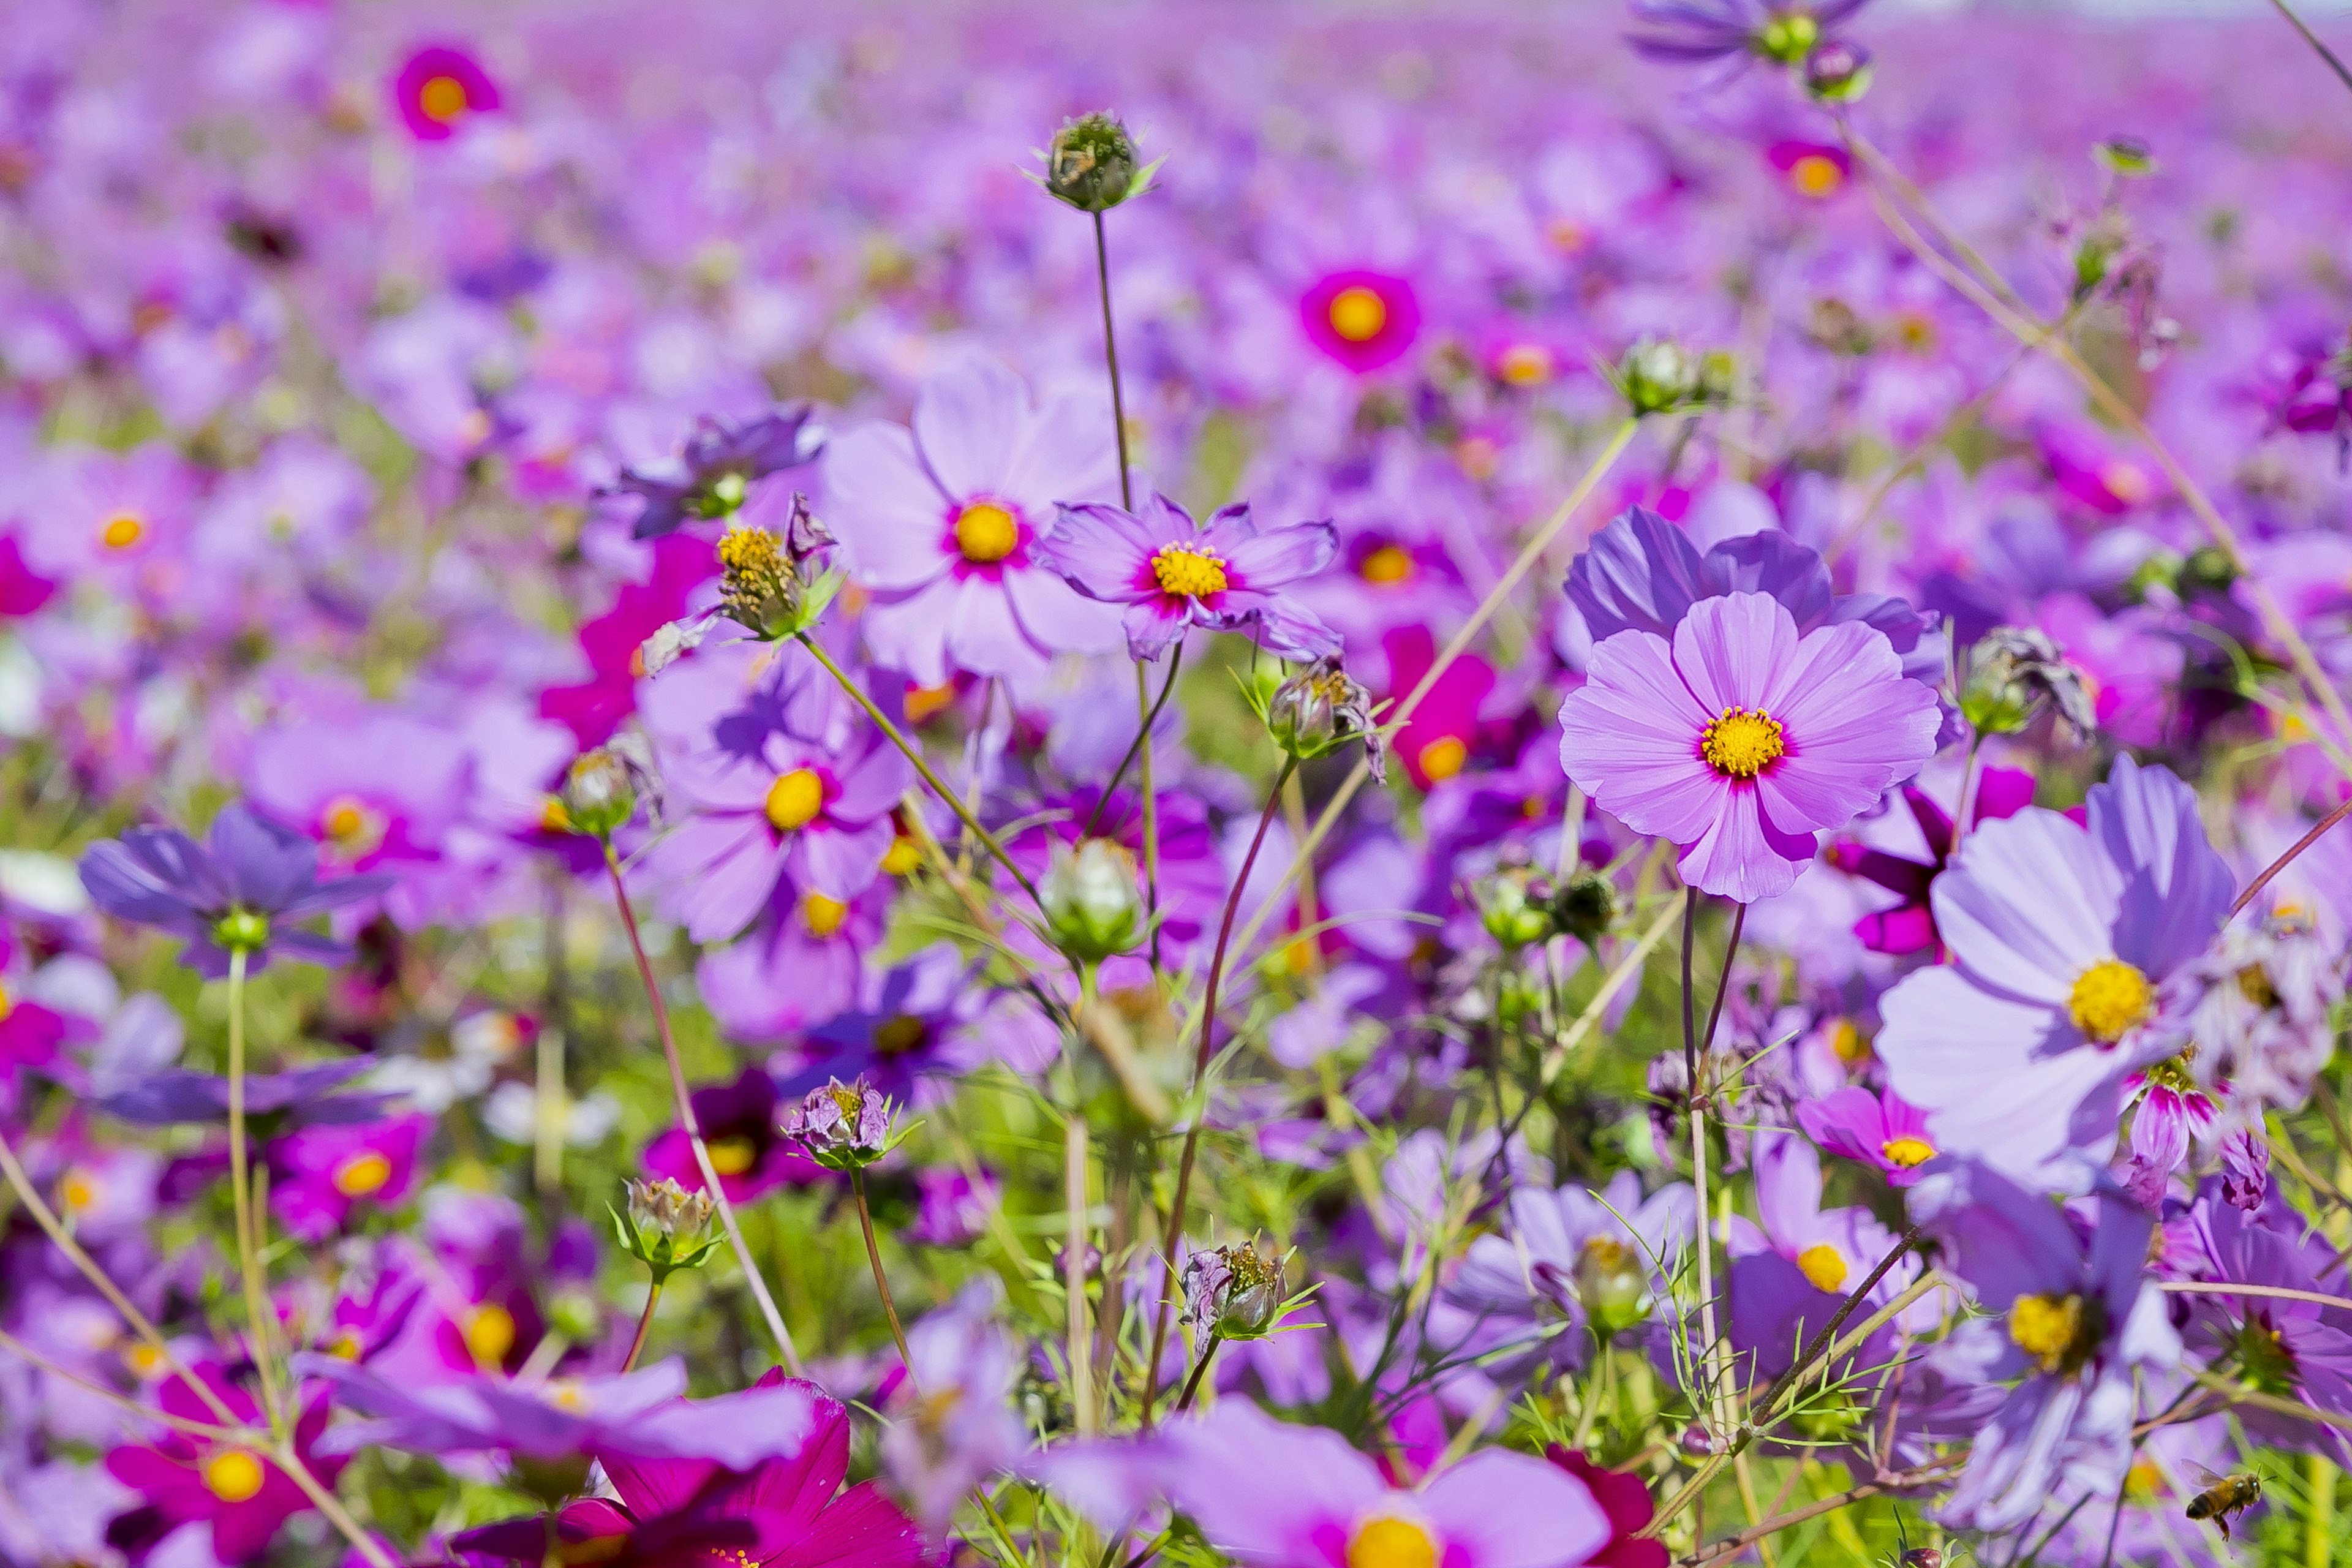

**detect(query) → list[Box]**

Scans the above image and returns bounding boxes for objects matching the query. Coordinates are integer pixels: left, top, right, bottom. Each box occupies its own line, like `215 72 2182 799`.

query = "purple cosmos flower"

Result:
790 944 1044 1101
698 878 893 1041
452 1371 923 1568
643 1069 823 1203
268 1114 432 1241
294 1355 826 1469
104 1370 341 1566
1825 769 2036 954
1910 1163 2179 1532
1559 592 1941 903
1626 0 1868 64
607 405 824 540
1796 1086 1941 1186
823 356 1123 683
2179 1185 2352 1460
78 806 391 977
100 1059 397 1129
392 44 500 142
1300 270 1422 374
1148 1400 1611 1568
907 1166 998 1248
879 1280 1025 1531
1041 492 1342 663
1452 1170 1697 1366
1877 757 2234 1191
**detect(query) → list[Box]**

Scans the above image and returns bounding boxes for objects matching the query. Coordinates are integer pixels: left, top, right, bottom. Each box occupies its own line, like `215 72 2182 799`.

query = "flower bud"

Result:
2094 137 2158 179
1960 627 2097 741
1753 10 1818 64
1180 1240 1288 1341
1041 838 1145 963
611 1175 722 1281
1267 656 1386 781
1477 869 1557 950
557 748 639 840
780 1077 896 1170
1044 113 1141 213
1802 39 1872 102
1615 339 1734 417
1548 872 1619 946
1574 1234 1654 1336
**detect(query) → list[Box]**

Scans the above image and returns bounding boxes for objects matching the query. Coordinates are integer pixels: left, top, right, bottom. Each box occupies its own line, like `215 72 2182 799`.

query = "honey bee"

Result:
2184 1468 2263 1539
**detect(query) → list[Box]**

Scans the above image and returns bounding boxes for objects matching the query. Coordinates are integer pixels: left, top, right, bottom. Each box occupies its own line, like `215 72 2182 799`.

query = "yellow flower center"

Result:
99 511 145 551
1327 286 1390 344
546 1378 589 1412
1498 344 1555 385
1880 1136 1937 1168
331 1151 394 1197
462 1303 516 1367
801 891 850 937
1797 1243 1849 1293
764 768 826 832
1700 706 1785 779
1788 154 1845 198
879 835 922 876
122 1341 167 1379
718 524 780 576
2068 959 2153 1045
325 1330 363 1361
1546 217 1588 254
418 74 469 124
319 796 383 854
1360 544 1414 584
2125 1458 2164 1502
58 1168 98 1212
1417 736 1468 782
1150 544 1229 598
540 796 574 834
1830 1019 1871 1065
874 1015 929 1058
905 682 958 723
0 981 10 1022
2007 1291 2095 1376
1347 1517 1436 1568
954 502 1020 565
203 1449 266 1504
1582 1235 1628 1270
2100 462 2150 507
707 1136 759 1176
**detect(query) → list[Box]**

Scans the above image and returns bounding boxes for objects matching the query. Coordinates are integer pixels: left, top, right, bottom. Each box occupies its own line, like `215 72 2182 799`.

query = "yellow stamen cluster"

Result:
99 511 145 551
1150 543 1229 598
417 75 469 123
764 768 826 832
1700 706 1785 779
331 1151 394 1197
1796 1243 1848 1292
802 891 850 937
2067 959 2154 1045
2008 1291 2098 1376
954 502 1020 564
1347 1517 1436 1568
463 1303 516 1366
1359 543 1413 584
1327 286 1389 344
203 1450 266 1503
1880 1135 1937 1168
706 1136 758 1176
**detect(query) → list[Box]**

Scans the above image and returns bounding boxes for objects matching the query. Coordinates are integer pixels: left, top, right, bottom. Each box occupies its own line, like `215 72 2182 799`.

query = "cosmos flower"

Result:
641 1069 822 1202
1041 491 1341 662
78 806 391 977
1877 756 2234 1191
1796 1086 1942 1186
823 356 1123 683
1299 270 1422 374
1452 1170 1697 1365
268 1114 433 1241
1825 768 2036 954
99 1060 398 1129
607 405 825 540
104 1370 341 1566
879 1280 1026 1531
2179 1185 2352 1461
1626 0 1869 65
1542 1449 1666 1568
392 45 500 142
1559 592 1941 903
1148 1400 1611 1568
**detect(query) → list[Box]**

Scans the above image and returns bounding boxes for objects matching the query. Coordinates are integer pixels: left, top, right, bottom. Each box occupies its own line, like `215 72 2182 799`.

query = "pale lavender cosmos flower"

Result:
78 805 391 976
2173 909 2343 1117
1147 1400 1611 1568
1877 757 2234 1192
1910 1163 2179 1533
823 356 1122 683
1558 592 1940 903
1627 0 1869 65
880 1279 1025 1532
1041 491 1342 662
1452 1169 1697 1368
100 1059 396 1129
607 404 824 539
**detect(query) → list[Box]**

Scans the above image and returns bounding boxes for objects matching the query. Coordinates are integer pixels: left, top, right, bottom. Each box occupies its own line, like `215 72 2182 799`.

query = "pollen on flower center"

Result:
1700 706 1785 779
718 523 781 578
765 768 826 832
203 1449 266 1504
1880 1135 1937 1168
1151 543 1229 598
874 1015 929 1057
417 74 469 123
2067 959 2153 1044
1788 154 1844 198
463 1303 516 1366
954 502 1020 564
706 1136 758 1176
59 1168 99 1211
2008 1291 2099 1376
1347 1515 1437 1568
1328 286 1389 344
802 891 850 937
1796 1243 1848 1292
332 1151 393 1197
99 511 145 550
319 796 383 853
1360 543 1413 584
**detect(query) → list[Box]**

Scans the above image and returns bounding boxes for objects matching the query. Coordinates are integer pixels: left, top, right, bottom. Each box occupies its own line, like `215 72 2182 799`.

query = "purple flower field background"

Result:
5 1 2352 1565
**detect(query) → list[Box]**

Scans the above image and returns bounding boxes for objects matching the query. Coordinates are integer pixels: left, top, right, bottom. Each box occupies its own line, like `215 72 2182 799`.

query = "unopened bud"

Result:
610 1175 721 1281
1961 627 2097 741
2094 137 2157 179
1549 872 1619 946
1477 869 1557 950
559 748 639 840
1041 838 1145 963
1268 656 1386 781
1803 39 1872 102
1044 113 1142 213
1182 1240 1289 1341
1753 10 1819 63
1575 1234 1654 1336
1616 339 1734 417
780 1077 897 1170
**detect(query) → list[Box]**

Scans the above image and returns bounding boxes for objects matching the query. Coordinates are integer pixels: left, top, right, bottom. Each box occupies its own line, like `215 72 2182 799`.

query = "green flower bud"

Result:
1549 872 1620 946
1477 868 1557 951
1615 339 1735 417
213 908 270 954
1045 113 1142 213
1754 10 1819 64
610 1176 722 1283
1041 838 1146 963
1960 627 2096 741
557 748 639 840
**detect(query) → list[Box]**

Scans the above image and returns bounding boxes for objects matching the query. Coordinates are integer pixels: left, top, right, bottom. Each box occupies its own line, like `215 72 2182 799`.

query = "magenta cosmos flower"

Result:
1558 593 1939 903
823 356 1123 684
1041 492 1341 662
393 45 499 142
1151 1401 1610 1568
1300 270 1422 374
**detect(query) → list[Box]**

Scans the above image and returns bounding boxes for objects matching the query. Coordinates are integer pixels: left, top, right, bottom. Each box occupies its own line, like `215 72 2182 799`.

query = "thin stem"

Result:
851 1167 916 1379
1175 1332 1222 1412
2267 0 2352 96
1676 1461 1965 1568
797 632 1044 908
0 1327 251 1441
1082 647 1185 839
277 1446 400 1568
1140 758 1297 1425
622 1279 663 1373
1091 209 1135 513
603 845 802 1372
1065 1106 1096 1434
1947 732 1988 864
2229 795 2352 919
2158 1279 2352 1314
224 949 284 1430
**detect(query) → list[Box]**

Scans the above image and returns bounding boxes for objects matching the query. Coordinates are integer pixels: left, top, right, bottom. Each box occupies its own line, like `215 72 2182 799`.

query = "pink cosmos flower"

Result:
823 356 1123 684
1041 492 1341 662
269 1114 432 1240
1300 269 1422 374
393 45 499 142
1559 593 1941 903
1796 1086 1942 1186
105 1370 341 1564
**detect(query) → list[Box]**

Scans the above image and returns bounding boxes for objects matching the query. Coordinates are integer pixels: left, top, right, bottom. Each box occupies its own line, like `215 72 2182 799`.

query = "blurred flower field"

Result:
5 1 2352 1566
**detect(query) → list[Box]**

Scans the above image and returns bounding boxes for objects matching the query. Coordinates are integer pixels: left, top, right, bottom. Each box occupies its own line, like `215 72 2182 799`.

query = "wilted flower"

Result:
1960 626 2098 739
1266 655 1385 780
1039 837 1147 962
1181 1240 1289 1341
1043 112 1149 212
606 405 825 540
778 1077 896 1170
614 1176 721 1281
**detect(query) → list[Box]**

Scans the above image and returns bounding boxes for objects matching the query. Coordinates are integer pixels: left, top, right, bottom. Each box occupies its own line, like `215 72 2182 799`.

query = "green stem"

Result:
850 1167 916 1379
622 1279 663 1373
1082 647 1185 839
224 949 285 1430
796 633 1043 908
1175 1332 1221 1412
